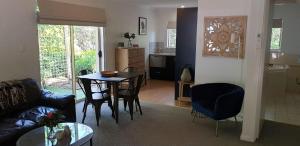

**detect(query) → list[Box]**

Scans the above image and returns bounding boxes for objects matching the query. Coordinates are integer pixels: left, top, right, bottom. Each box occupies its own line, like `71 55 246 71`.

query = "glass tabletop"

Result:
17 123 93 146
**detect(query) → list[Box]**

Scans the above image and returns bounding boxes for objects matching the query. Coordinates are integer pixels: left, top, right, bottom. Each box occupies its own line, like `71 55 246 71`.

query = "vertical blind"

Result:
167 21 177 29
37 0 106 26
272 19 282 28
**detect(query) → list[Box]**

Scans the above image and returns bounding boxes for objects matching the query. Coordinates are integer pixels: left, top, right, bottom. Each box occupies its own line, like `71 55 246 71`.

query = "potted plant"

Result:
123 32 136 47
40 112 65 139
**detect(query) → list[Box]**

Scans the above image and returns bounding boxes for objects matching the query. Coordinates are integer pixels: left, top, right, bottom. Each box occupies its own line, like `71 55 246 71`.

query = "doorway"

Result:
38 24 105 101
263 2 300 126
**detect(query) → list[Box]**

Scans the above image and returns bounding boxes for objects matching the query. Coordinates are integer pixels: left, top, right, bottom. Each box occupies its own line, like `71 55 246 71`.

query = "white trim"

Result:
70 26 76 95
102 28 108 70
240 134 257 142
241 0 270 142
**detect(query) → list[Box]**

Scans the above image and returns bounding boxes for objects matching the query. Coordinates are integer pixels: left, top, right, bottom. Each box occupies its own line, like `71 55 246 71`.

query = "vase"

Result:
47 126 56 140
128 40 132 48
181 68 191 82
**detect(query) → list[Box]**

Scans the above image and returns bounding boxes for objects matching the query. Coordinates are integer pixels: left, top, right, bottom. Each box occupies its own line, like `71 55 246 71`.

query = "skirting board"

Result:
240 134 257 142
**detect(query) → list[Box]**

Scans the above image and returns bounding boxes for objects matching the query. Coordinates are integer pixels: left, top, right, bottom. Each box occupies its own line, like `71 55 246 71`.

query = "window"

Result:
167 29 176 48
270 19 283 51
38 25 104 101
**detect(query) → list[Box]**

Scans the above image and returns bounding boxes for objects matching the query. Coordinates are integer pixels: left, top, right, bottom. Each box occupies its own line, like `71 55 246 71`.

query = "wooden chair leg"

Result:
216 121 219 137
82 103 88 123
82 99 87 113
108 98 115 118
192 112 197 122
135 97 142 115
128 98 134 120
94 104 100 126
135 100 138 112
123 99 128 111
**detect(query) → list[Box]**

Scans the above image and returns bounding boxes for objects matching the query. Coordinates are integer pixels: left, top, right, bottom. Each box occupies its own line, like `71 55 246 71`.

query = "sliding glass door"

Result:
38 25 104 101
73 26 102 100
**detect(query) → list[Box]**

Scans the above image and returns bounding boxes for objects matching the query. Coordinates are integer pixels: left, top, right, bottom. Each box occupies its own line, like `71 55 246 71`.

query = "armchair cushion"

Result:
214 88 244 120
191 83 244 120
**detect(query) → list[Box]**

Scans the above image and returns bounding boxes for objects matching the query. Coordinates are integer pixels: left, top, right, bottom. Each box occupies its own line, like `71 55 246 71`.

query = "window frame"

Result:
167 28 176 48
270 19 283 52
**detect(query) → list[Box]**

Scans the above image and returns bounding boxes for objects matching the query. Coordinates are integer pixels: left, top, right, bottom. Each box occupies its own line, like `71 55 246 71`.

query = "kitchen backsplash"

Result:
149 42 176 54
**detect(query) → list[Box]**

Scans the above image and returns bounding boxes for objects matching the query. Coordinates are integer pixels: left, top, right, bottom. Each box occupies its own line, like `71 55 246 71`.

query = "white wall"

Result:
0 0 156 83
0 0 40 82
273 4 300 55
196 0 269 142
103 2 155 73
195 0 249 86
153 8 177 46
52 0 156 73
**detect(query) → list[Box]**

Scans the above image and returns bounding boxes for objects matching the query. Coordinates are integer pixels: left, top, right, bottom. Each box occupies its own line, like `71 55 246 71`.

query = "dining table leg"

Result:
113 82 119 123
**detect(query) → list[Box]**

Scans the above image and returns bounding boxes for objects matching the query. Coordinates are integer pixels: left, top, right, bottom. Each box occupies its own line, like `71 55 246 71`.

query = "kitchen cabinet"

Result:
149 54 175 81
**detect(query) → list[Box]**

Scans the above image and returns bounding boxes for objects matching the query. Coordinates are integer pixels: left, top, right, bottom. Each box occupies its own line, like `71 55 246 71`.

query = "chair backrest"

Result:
78 69 93 76
134 74 144 96
122 67 138 73
77 78 93 101
77 69 94 96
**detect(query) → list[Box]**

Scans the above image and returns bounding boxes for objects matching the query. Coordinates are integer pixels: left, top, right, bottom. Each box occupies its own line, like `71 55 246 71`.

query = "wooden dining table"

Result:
77 72 139 123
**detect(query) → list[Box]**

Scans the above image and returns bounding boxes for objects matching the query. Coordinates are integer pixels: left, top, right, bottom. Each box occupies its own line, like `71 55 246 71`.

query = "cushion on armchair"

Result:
191 83 244 121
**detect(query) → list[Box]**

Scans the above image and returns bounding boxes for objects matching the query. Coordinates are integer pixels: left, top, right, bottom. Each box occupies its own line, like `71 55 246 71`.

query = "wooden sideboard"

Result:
115 48 145 74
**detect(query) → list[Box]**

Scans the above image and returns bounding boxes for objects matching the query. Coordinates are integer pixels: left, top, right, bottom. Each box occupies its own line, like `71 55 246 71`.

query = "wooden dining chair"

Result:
118 74 144 120
78 78 114 126
78 69 109 112
78 69 109 94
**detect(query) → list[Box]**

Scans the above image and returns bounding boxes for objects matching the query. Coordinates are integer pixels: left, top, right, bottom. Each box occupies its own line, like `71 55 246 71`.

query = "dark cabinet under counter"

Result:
149 54 175 81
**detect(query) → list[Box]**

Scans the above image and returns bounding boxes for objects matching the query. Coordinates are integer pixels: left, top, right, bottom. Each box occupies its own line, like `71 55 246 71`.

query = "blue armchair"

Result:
191 83 245 136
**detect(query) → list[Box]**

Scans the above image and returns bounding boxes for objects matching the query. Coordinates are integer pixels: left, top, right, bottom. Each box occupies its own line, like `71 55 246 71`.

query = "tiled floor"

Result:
139 79 176 106
265 91 300 126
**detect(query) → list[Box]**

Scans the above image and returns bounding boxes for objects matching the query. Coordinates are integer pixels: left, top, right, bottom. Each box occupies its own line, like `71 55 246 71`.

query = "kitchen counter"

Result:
267 64 289 71
150 52 176 56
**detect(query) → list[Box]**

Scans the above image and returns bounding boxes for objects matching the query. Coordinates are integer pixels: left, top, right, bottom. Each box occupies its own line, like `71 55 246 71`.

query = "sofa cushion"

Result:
18 106 58 124
21 79 42 105
0 106 58 144
0 118 37 145
0 80 27 116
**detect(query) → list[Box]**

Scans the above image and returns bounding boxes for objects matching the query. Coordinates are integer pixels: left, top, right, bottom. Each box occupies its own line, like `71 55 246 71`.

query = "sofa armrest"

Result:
40 90 76 122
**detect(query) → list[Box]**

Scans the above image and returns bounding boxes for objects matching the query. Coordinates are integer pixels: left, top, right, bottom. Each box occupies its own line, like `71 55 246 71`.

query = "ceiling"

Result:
273 0 300 4
109 0 198 8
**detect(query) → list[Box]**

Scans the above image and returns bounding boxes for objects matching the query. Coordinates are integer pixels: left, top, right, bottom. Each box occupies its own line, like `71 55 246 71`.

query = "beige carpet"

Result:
76 101 300 146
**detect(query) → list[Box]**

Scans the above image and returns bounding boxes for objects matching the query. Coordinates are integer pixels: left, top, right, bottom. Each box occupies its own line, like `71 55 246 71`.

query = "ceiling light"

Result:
180 5 185 8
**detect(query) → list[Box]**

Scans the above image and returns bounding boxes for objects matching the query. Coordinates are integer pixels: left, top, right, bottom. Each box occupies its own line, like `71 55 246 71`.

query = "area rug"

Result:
76 101 300 146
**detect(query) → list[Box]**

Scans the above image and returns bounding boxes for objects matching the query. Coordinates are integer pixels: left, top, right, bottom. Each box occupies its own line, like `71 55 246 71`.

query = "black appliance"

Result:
149 54 175 81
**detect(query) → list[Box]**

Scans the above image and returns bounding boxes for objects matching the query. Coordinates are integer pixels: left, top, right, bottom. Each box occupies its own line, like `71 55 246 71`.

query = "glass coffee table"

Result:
17 123 94 146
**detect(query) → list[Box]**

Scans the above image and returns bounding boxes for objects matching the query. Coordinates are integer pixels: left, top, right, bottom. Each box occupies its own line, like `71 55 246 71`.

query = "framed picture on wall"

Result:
139 17 147 35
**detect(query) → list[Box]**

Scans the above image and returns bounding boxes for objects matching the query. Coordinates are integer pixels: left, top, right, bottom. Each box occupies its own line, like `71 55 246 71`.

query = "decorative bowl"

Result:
101 71 118 77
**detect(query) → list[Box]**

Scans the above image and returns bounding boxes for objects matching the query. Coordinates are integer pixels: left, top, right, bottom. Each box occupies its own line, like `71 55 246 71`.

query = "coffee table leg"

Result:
90 138 93 146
